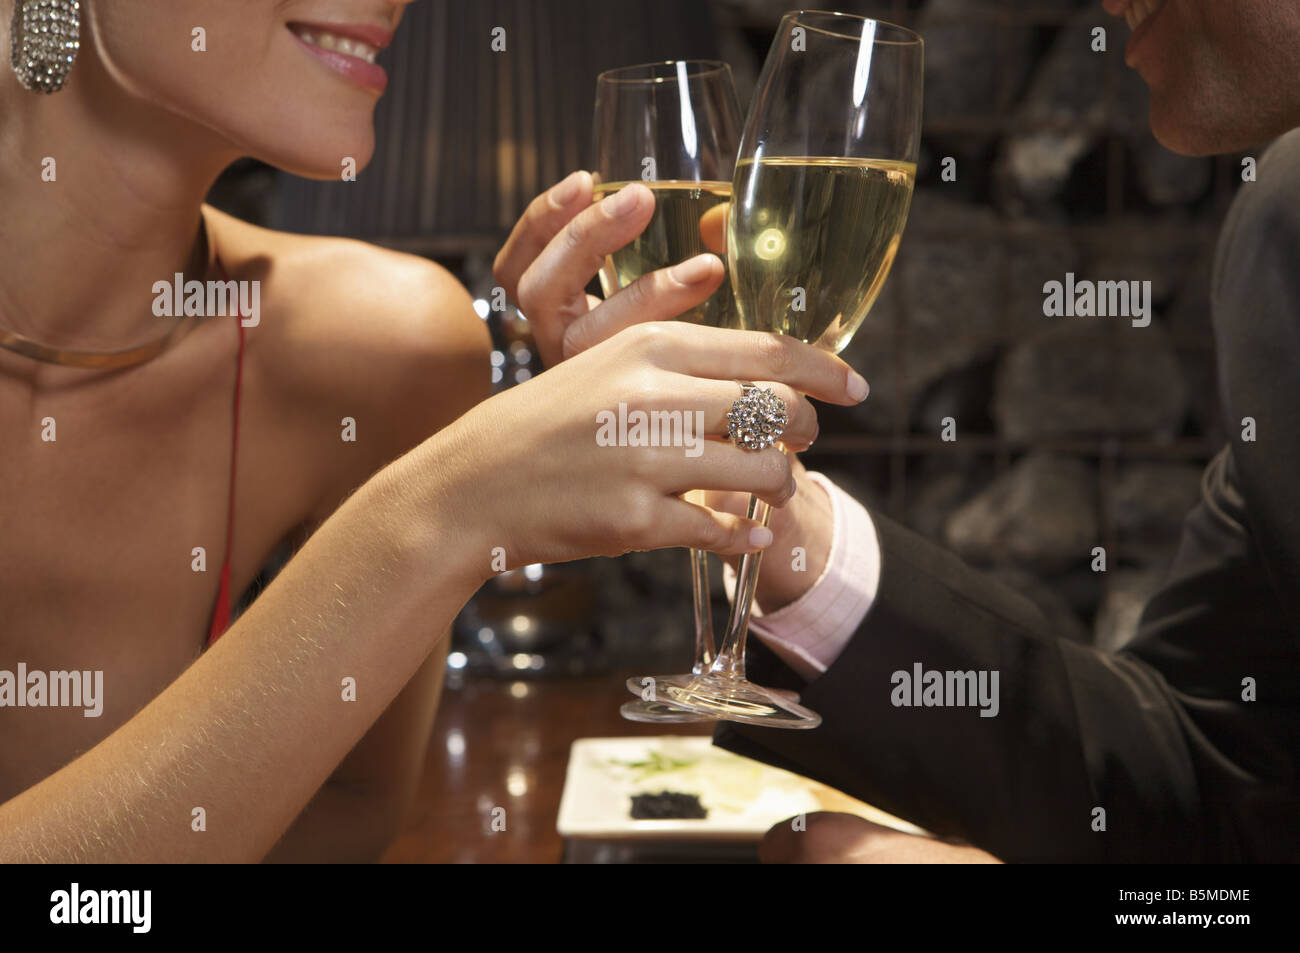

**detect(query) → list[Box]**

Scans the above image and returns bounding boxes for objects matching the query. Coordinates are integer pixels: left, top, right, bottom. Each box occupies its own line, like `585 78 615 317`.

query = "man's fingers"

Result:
493 170 593 300
562 254 725 358
759 812 885 864
699 202 728 255
516 183 655 321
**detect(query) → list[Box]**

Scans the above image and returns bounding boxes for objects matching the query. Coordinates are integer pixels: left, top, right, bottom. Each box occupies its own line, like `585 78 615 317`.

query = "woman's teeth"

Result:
294 29 378 64
1125 0 1165 31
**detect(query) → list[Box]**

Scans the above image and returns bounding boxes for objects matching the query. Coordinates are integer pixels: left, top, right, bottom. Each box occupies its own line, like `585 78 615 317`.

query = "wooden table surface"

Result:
381 671 714 863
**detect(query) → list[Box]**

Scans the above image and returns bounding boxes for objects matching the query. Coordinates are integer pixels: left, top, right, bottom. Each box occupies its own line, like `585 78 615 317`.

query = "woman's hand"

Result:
493 171 729 367
399 321 868 577
495 172 858 609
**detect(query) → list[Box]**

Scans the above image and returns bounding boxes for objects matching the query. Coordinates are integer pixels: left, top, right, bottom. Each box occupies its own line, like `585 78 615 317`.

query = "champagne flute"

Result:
619 499 715 724
590 60 744 724
650 12 924 728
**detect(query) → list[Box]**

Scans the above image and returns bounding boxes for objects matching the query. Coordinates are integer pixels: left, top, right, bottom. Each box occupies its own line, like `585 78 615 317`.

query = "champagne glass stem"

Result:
709 494 772 679
689 548 715 672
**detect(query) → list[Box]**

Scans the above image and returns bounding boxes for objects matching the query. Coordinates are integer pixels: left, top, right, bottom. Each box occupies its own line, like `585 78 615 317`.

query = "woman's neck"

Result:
0 38 240 354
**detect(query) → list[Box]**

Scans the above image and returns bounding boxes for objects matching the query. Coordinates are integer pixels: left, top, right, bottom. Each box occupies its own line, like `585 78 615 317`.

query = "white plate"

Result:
556 736 928 841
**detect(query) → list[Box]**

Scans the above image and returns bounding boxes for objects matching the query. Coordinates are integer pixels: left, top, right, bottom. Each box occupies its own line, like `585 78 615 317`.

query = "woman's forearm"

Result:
264 648 450 863
0 451 485 863
0 315 866 862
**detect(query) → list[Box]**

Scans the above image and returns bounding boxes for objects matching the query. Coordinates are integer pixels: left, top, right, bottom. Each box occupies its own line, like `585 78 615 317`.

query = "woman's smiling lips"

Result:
288 21 393 93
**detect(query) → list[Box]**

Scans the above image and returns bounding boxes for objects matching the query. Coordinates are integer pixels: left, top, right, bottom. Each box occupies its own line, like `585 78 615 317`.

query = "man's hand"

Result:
703 454 835 613
761 812 1003 863
493 171 725 367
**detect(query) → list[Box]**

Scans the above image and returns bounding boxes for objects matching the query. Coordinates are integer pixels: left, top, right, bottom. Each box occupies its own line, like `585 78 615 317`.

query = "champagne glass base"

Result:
627 674 664 698
619 699 716 724
623 674 716 724
650 673 822 729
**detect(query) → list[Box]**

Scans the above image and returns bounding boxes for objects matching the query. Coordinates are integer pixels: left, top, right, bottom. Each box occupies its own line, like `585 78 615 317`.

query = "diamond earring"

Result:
10 0 80 93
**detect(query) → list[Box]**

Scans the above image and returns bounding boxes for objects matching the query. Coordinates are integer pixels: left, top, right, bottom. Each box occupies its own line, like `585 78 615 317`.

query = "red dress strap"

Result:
206 260 246 648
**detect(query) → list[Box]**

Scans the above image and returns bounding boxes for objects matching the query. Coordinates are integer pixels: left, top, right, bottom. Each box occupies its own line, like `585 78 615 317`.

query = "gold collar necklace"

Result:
0 318 202 370
0 222 213 370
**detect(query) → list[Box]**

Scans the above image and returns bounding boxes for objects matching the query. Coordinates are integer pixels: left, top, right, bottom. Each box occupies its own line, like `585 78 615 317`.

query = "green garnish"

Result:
609 751 696 780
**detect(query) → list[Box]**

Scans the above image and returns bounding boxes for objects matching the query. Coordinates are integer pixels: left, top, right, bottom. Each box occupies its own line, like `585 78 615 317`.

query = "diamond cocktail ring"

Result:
726 383 787 451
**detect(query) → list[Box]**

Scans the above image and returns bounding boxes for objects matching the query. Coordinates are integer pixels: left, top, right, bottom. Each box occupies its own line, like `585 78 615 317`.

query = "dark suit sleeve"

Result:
714 132 1300 863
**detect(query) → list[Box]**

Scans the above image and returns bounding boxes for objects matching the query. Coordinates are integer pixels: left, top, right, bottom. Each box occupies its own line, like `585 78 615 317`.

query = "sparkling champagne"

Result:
728 157 915 353
594 180 734 328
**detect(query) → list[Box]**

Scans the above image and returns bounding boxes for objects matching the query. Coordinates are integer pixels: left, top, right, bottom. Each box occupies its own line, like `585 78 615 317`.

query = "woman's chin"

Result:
261 138 376 182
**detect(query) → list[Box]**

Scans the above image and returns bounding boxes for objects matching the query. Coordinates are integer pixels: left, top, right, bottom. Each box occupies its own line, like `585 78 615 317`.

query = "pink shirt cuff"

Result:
724 471 881 682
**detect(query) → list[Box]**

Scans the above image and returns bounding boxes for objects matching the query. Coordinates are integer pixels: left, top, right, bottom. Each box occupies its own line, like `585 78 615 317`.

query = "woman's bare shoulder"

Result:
200 205 492 502
202 205 488 371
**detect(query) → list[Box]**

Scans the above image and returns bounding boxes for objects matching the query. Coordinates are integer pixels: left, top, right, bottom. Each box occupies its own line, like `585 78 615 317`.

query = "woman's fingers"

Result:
515 184 655 329
597 371 816 454
653 499 773 556
622 322 870 406
715 380 817 451
702 453 811 519
562 254 725 358
610 441 795 509
621 444 796 556
493 170 593 301
672 376 816 451
676 441 796 508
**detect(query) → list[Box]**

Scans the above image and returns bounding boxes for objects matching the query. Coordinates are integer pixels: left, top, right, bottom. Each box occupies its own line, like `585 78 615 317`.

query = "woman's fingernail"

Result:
602 185 641 217
847 370 869 402
780 478 797 505
749 526 774 548
670 254 718 284
549 171 585 209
